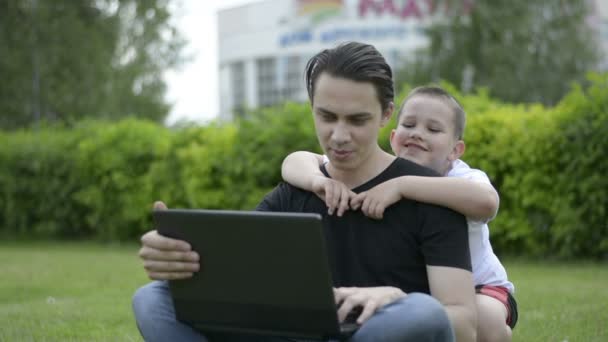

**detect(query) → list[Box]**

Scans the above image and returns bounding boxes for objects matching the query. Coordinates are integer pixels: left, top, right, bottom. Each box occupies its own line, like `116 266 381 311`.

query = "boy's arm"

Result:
395 176 499 221
281 151 355 216
281 151 325 190
351 176 499 221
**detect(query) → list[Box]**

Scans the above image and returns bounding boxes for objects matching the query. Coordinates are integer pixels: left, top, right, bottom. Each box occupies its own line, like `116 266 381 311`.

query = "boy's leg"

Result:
475 294 511 342
350 292 455 342
475 284 518 342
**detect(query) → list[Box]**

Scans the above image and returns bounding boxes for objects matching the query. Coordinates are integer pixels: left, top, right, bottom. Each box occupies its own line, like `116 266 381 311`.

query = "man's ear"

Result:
449 140 466 162
380 102 394 127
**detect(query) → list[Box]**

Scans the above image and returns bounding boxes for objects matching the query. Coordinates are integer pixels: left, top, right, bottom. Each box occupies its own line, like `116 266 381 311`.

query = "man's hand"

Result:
334 286 406 324
138 201 200 280
310 175 356 217
350 179 403 219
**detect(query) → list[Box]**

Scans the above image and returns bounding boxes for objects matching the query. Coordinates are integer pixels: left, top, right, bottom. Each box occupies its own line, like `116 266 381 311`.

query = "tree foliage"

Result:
0 0 185 129
397 0 602 105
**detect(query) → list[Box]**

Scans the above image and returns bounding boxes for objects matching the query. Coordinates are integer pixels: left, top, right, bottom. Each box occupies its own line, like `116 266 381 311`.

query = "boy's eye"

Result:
401 123 415 128
428 127 441 133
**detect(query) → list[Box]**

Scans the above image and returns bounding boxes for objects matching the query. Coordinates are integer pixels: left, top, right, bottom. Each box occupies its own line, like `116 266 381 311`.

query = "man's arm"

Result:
418 197 476 342
427 266 477 342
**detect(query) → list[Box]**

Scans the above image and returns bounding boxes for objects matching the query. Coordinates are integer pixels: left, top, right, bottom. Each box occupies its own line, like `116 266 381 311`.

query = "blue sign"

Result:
280 25 411 48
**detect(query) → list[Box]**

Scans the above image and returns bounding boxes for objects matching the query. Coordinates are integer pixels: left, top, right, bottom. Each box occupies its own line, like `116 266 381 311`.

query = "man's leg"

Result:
132 281 208 342
350 292 455 342
132 281 308 342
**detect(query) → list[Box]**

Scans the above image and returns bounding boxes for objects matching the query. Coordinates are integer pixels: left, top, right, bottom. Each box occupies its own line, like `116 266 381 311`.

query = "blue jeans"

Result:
133 281 454 342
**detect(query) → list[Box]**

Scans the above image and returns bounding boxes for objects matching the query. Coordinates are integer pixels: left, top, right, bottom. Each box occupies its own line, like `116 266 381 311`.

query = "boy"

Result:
282 86 517 342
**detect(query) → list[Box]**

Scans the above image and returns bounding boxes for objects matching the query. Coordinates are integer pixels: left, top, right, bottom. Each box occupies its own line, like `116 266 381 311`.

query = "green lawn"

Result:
0 242 606 341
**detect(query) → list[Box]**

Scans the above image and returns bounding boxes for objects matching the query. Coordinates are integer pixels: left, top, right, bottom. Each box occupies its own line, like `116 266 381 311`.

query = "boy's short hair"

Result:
397 86 466 140
305 42 394 112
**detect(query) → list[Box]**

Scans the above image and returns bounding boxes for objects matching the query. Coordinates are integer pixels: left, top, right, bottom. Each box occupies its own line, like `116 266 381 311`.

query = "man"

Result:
133 42 477 342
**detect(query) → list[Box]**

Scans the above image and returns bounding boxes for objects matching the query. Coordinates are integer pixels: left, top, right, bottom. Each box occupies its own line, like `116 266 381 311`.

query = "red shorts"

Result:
475 285 518 329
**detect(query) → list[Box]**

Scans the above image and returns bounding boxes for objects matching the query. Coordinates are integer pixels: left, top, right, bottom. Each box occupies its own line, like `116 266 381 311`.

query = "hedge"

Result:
0 74 606 258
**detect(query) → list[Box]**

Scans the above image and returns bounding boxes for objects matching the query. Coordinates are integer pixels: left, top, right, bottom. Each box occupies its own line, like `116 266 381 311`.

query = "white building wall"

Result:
218 0 442 120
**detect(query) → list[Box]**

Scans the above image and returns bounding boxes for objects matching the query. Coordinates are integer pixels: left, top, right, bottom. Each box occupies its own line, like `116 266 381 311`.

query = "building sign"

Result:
280 0 472 48
297 0 344 24
358 0 473 19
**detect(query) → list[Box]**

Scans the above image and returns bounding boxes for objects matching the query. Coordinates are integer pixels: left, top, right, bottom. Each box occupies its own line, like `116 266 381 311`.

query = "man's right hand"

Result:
138 201 200 280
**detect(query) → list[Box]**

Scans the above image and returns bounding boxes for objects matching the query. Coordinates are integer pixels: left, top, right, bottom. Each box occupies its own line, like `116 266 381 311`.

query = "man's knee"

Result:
132 281 171 327
403 293 453 332
352 293 454 342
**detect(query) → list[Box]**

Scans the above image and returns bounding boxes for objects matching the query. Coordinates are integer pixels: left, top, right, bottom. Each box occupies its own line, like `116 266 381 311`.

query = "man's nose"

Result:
331 122 350 145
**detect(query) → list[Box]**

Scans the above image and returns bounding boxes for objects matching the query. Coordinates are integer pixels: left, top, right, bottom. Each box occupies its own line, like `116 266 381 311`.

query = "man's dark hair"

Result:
398 86 466 140
305 42 394 112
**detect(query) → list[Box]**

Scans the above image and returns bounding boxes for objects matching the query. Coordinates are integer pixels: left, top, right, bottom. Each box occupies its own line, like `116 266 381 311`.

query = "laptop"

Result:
153 209 360 340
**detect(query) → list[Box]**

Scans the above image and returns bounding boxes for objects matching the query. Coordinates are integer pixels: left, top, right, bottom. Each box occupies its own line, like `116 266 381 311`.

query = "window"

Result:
231 62 245 117
256 57 278 107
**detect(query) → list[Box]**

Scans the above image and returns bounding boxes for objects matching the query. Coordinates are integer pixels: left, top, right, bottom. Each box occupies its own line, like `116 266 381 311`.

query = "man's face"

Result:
312 73 389 171
390 95 463 175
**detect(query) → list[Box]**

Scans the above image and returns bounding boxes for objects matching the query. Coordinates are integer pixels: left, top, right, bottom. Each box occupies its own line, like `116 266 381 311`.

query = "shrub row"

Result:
1 75 606 258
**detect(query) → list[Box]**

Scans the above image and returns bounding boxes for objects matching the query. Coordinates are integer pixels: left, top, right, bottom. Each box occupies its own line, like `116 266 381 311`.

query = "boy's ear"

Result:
380 102 394 127
389 129 398 152
449 140 466 162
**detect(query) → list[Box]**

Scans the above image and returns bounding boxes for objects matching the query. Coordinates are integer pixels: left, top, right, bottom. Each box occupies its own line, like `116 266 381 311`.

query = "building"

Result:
218 0 608 121
218 0 458 120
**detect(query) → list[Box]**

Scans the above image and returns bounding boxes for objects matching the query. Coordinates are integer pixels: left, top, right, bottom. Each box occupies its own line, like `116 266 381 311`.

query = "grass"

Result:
0 242 147 341
504 259 608 341
0 242 606 341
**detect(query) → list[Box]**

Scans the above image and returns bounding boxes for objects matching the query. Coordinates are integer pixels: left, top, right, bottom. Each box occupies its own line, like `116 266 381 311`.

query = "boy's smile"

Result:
403 142 428 152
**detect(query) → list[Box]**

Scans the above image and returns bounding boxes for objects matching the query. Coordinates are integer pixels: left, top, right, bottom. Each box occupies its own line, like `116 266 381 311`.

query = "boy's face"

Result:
312 72 391 172
390 95 464 175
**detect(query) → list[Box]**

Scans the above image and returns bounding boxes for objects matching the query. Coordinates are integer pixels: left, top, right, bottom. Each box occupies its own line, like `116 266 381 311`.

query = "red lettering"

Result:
401 0 422 19
425 0 438 14
357 0 470 20
463 0 474 14
359 0 398 17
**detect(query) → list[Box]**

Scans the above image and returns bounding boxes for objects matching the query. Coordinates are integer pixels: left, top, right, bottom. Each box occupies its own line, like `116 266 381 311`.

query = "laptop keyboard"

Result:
338 306 362 336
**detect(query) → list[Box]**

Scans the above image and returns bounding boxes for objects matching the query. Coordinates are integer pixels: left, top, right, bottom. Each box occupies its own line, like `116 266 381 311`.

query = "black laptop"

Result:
153 209 360 340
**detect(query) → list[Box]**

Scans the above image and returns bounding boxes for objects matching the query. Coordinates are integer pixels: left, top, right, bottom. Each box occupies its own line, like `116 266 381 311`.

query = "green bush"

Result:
0 128 85 237
0 74 606 259
71 119 171 240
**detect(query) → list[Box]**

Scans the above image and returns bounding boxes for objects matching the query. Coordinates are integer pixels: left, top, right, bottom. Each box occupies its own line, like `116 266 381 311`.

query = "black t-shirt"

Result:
256 157 471 294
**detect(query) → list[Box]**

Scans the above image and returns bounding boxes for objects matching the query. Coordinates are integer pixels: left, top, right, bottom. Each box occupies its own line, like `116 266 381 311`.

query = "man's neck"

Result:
326 147 395 189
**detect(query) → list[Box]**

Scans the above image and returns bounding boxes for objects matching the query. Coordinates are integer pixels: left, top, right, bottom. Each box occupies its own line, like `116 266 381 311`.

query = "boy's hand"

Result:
351 179 402 219
310 175 355 216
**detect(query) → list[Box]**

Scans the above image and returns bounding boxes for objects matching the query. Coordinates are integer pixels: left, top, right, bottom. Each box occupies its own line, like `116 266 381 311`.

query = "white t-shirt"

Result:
447 159 514 293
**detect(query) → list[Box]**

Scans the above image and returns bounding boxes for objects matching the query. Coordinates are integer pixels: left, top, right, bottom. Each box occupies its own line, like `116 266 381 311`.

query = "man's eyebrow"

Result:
315 107 373 118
